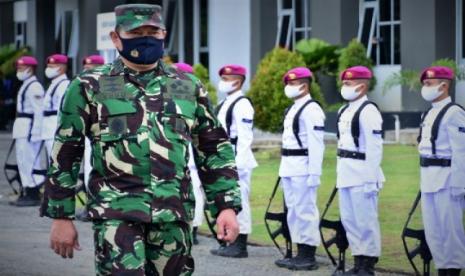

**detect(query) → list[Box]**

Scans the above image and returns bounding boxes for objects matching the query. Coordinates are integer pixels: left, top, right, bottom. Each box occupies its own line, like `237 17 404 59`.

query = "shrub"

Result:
0 45 30 77
337 39 376 90
193 63 218 105
295 38 340 76
382 58 463 94
248 47 326 133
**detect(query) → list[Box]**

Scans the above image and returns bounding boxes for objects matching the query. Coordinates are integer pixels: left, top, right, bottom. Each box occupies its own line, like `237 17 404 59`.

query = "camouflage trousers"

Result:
92 219 194 276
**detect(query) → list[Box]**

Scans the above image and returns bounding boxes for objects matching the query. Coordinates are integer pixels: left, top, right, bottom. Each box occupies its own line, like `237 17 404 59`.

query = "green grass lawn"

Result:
202 144 426 273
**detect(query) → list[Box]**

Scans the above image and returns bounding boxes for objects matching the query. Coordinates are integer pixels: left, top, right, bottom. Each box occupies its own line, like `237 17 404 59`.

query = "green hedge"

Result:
337 39 376 91
193 63 218 105
248 47 326 133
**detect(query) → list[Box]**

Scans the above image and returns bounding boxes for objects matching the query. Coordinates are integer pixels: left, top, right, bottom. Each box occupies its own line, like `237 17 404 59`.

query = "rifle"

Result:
264 177 292 258
319 186 349 274
401 191 432 276
3 140 23 195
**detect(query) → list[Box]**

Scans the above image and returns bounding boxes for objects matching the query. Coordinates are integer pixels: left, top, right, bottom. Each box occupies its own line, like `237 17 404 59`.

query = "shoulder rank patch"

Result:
242 118 253 124
95 76 131 101
459 127 465 133
164 79 196 101
372 130 383 135
313 126 325 131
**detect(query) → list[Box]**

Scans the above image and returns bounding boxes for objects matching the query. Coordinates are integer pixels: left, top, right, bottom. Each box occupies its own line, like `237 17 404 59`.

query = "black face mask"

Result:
117 33 164 65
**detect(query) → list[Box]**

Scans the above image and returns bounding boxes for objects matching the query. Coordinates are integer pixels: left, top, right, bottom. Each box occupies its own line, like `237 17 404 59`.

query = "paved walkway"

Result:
0 133 404 275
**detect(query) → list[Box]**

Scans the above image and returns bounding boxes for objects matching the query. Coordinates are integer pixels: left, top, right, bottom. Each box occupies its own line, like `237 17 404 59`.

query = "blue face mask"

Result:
117 33 164 65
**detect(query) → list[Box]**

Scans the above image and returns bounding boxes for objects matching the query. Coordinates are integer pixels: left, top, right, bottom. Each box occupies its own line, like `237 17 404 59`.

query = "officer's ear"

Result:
110 30 123 51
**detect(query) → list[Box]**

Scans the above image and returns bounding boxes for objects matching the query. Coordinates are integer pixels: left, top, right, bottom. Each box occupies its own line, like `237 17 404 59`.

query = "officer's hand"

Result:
50 219 81 259
216 208 239 243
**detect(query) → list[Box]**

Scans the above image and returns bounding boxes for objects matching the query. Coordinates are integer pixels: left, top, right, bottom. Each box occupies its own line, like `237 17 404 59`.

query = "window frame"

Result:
358 0 401 65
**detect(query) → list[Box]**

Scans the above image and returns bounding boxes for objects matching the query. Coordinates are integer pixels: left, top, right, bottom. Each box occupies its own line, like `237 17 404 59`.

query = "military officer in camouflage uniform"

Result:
40 4 241 276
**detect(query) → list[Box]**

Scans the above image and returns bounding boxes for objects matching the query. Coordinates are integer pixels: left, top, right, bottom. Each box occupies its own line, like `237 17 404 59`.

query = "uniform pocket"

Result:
100 100 137 142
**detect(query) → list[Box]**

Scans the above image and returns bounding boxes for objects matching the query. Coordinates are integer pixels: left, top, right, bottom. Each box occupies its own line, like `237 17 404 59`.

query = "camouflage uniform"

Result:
40 4 241 275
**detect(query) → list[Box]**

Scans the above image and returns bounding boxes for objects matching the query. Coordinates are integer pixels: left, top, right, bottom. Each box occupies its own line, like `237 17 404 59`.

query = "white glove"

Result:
450 187 465 201
306 175 320 187
364 182 379 198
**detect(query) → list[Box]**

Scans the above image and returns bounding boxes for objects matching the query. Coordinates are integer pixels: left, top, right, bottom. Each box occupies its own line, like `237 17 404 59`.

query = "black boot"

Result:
192 227 199 245
438 269 448 276
15 187 41 207
275 254 293 269
343 256 363 275
358 256 377 276
288 244 318 271
447 269 461 276
211 234 248 258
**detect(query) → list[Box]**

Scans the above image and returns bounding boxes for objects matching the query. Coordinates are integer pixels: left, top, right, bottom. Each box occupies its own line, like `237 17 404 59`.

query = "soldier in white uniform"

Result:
336 66 385 275
211 64 257 258
417 66 465 276
274 67 325 271
76 55 105 222
41 54 70 157
174 62 205 245
11 56 45 207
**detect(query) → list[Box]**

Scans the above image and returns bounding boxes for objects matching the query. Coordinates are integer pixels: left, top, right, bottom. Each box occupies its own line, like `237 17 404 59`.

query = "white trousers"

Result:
237 169 252 234
421 188 465 269
15 138 43 188
339 185 381 257
281 176 320 246
44 139 54 159
190 168 204 227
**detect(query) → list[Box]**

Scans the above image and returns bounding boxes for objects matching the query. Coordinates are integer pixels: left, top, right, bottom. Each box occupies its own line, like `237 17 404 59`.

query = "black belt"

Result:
337 149 366 160
281 148 308 156
17 112 33 119
420 157 451 167
230 137 238 145
43 110 58 116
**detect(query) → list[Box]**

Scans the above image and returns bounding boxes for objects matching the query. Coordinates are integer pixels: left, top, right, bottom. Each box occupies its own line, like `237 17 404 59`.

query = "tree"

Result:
248 47 325 133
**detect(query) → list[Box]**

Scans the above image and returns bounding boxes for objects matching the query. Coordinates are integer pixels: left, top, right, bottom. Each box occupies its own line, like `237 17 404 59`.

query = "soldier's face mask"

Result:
117 32 164 65
421 82 444 102
45 66 60 79
16 68 32 81
341 84 363 101
218 80 237 95
284 84 304 99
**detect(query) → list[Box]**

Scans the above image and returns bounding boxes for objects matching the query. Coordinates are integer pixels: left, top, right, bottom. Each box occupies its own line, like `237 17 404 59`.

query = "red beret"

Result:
83 55 105 65
340 66 373 81
47 54 68 65
283 67 313 84
16 56 38 67
420 66 454 82
174 62 194 74
219 64 246 77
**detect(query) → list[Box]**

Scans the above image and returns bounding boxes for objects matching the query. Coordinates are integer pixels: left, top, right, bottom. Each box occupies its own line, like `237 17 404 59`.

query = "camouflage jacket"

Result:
40 58 241 223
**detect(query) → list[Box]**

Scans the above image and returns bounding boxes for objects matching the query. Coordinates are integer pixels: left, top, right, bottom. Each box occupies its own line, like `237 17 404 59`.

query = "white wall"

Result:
371 65 402 112
208 0 251 93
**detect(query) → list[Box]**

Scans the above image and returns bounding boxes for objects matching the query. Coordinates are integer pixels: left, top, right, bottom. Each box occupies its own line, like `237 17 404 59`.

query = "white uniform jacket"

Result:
217 90 258 170
278 94 325 185
418 97 465 193
336 95 385 188
41 74 70 140
12 76 44 141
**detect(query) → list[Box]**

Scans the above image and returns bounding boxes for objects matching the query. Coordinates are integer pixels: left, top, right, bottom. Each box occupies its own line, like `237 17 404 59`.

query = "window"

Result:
457 0 465 63
276 0 311 49
15 22 27 48
358 0 401 65
164 0 209 67
56 10 79 74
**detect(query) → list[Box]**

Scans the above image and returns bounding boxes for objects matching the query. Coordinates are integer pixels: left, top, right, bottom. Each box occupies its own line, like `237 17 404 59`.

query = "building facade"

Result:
0 0 463 112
